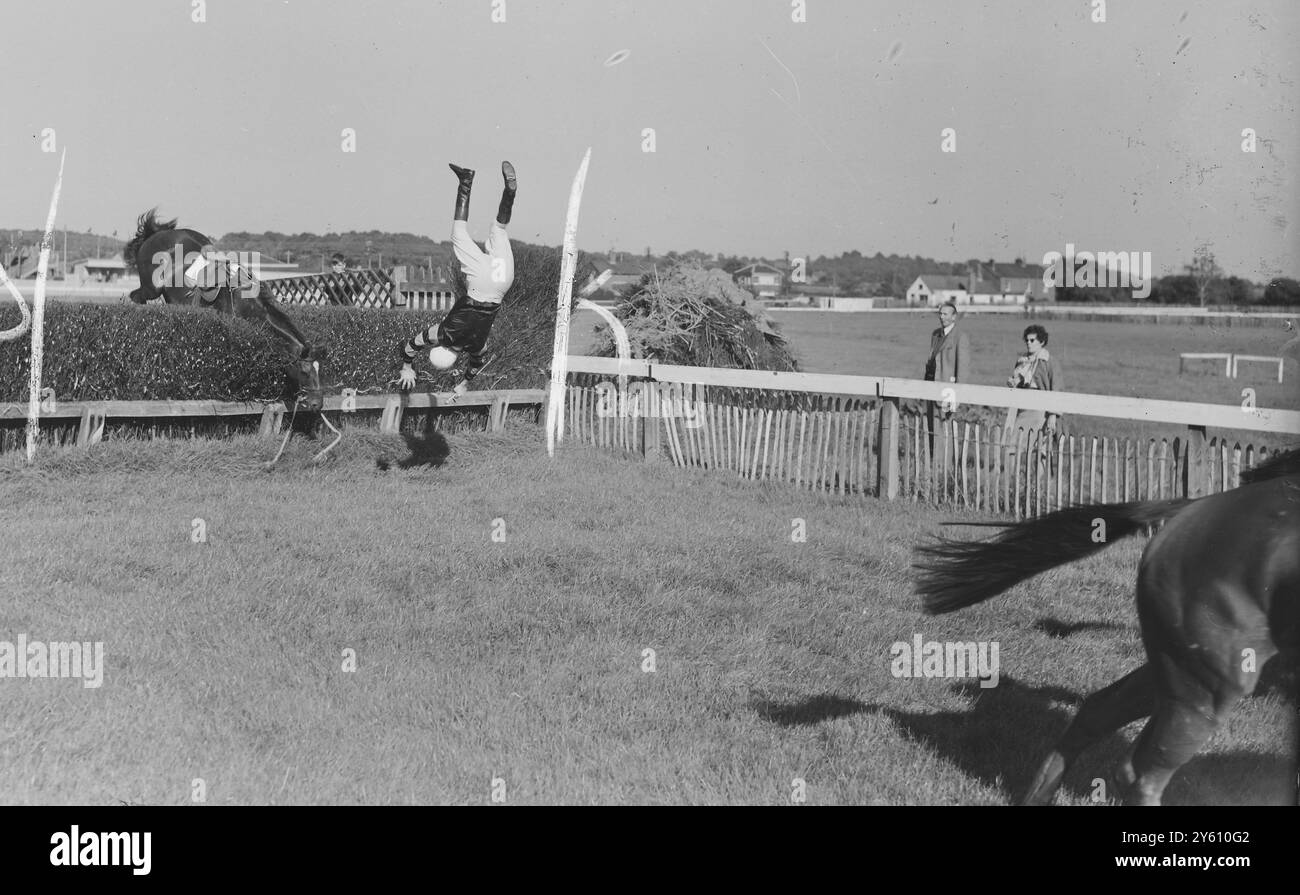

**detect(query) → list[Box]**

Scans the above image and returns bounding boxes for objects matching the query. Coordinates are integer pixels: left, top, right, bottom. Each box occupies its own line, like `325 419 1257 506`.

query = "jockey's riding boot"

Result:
496 161 517 226
450 163 475 222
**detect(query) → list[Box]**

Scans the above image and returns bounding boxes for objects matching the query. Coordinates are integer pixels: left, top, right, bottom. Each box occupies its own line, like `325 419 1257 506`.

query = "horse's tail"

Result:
914 498 1192 614
122 208 179 272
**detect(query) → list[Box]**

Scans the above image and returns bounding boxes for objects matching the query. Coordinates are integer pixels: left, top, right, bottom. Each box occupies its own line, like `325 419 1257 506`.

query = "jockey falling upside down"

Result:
397 160 517 395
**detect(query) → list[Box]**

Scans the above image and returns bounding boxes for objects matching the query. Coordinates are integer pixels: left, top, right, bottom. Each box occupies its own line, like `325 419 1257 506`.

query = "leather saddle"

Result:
184 255 243 304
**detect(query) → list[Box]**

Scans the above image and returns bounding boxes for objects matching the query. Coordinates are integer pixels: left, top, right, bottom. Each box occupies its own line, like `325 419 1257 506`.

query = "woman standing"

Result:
1003 324 1060 436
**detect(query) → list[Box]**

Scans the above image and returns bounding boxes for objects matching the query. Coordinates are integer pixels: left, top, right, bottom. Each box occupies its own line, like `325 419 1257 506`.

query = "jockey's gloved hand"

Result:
398 363 416 391
452 379 469 397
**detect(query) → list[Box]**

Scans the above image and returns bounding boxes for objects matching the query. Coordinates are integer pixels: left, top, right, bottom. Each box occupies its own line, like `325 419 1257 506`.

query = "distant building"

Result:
71 257 129 284
3 246 30 278
989 261 1054 302
907 261 1049 306
8 249 70 280
906 273 971 306
732 262 783 298
602 253 654 290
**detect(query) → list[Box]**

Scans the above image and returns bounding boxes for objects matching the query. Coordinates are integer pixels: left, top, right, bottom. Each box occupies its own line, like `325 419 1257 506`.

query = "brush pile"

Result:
592 262 797 370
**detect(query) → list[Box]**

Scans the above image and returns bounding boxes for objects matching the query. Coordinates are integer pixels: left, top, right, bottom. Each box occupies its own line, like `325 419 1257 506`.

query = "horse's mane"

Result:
1240 446 1300 485
122 208 178 273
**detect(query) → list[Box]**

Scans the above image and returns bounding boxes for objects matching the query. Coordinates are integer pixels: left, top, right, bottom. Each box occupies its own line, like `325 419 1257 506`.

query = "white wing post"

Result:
545 148 592 457
26 148 67 462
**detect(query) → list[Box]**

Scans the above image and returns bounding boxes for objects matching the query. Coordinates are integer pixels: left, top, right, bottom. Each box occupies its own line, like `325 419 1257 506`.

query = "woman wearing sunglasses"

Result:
1004 324 1060 436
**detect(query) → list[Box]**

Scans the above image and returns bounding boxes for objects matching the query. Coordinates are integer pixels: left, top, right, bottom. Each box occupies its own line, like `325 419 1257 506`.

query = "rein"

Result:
263 393 343 470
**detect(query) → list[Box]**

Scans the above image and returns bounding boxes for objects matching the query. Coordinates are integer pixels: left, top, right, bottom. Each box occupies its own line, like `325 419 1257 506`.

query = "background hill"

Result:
2 228 126 274
5 224 1294 305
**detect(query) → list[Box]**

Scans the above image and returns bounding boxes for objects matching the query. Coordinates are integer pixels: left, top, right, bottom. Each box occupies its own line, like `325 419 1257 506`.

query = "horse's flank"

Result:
911 447 1299 805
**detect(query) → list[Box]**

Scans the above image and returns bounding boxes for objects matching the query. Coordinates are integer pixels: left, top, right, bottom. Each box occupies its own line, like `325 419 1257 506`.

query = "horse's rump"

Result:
1138 478 1300 681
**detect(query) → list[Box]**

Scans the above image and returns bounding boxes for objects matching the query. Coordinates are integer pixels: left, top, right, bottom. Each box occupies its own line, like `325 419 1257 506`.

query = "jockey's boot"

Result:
450 163 475 222
497 161 517 226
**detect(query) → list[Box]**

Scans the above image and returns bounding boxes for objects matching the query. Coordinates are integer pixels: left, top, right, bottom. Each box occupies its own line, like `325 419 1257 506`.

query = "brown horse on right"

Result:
914 448 1299 805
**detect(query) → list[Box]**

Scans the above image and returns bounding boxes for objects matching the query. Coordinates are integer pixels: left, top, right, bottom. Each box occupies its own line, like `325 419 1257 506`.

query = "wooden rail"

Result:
567 356 1300 434
1232 354 1285 382
561 356 1299 514
1178 352 1232 376
0 389 546 449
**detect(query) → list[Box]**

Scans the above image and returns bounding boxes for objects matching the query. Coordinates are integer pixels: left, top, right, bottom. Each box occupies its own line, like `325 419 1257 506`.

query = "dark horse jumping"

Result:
123 209 327 413
914 448 1299 805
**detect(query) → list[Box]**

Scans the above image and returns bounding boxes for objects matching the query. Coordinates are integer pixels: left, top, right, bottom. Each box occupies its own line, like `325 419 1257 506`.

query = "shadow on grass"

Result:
1033 618 1127 639
868 677 1084 802
376 428 451 470
751 693 870 726
751 680 1079 801
836 675 1296 805
1162 753 1297 805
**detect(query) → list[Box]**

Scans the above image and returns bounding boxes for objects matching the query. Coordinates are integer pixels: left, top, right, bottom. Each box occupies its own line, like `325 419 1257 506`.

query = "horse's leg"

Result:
1020 664 1157 805
1116 695 1237 806
1116 654 1250 806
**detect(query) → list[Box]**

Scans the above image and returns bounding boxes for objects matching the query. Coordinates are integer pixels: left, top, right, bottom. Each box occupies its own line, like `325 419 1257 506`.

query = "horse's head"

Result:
283 346 328 413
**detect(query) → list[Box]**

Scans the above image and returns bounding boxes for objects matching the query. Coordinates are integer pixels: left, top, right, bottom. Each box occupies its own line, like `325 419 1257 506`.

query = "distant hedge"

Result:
0 244 591 402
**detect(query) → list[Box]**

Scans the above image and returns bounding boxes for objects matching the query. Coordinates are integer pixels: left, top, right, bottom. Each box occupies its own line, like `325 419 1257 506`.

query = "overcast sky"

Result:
1 0 1295 279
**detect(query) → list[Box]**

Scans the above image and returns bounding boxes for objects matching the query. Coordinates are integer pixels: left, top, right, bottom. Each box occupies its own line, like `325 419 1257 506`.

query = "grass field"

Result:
1 422 1292 805
769 311 1298 405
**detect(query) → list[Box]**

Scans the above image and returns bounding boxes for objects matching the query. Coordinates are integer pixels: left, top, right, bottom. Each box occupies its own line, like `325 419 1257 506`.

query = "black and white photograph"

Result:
2 0 1297 822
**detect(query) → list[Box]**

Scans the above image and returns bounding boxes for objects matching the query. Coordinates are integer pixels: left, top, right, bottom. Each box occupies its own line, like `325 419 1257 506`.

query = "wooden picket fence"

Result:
893 412 1274 518
560 359 1298 518
564 377 878 496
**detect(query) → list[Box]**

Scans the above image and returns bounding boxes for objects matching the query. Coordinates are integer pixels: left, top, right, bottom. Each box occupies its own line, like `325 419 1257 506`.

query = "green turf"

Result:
1 424 1292 805
769 311 1297 407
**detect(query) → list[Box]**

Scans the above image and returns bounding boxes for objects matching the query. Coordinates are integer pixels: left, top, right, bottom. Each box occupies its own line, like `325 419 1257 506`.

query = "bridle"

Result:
263 371 342 470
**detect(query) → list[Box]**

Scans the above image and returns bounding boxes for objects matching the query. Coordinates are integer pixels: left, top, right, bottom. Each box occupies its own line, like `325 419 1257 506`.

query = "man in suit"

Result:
925 300 971 456
926 300 970 385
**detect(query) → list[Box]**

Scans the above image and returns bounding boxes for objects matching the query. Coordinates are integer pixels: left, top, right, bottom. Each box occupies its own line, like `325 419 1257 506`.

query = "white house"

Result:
733 262 783 299
908 262 1046 306
907 273 971 306
605 256 653 290
990 262 1054 302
